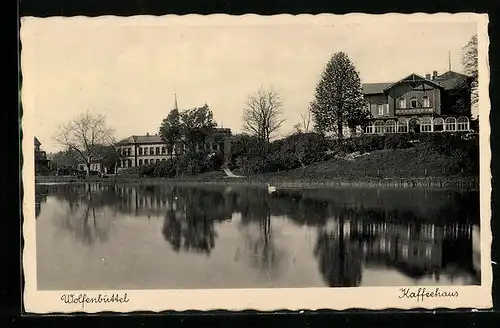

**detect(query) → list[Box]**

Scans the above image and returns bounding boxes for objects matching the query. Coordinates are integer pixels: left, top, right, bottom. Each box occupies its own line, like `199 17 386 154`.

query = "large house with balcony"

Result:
115 128 232 173
362 70 473 134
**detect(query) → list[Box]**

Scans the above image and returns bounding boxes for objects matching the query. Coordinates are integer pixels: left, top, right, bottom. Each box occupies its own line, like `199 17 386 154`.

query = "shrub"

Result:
176 152 205 175
418 132 479 156
248 132 331 173
205 151 225 172
152 161 176 178
291 132 329 165
228 134 267 169
236 155 268 174
330 134 386 154
384 133 412 150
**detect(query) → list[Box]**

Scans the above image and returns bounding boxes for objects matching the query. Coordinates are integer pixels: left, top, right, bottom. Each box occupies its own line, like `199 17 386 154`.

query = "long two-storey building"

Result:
115 128 232 172
362 70 474 134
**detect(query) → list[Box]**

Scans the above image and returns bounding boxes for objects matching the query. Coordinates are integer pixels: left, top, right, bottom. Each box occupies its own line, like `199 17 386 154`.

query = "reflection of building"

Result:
115 128 232 173
315 216 476 286
35 189 48 218
86 184 235 221
363 222 444 276
34 137 50 174
106 185 170 217
352 220 473 279
362 71 473 134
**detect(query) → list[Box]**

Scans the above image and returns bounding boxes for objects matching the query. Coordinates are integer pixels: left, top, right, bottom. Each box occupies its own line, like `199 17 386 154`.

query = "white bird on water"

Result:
267 183 277 194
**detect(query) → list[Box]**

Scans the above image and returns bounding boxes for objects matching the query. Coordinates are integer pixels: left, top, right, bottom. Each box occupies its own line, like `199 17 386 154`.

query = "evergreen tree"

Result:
461 34 479 107
310 52 368 139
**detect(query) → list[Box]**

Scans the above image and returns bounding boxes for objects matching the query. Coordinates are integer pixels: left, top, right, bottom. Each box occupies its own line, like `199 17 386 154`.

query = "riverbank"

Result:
35 172 477 190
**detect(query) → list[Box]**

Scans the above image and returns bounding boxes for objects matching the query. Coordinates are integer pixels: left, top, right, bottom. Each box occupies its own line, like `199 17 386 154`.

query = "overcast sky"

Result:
21 14 480 152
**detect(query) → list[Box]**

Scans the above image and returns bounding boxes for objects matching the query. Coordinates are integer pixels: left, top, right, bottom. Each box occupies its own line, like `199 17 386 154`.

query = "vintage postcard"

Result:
20 13 492 313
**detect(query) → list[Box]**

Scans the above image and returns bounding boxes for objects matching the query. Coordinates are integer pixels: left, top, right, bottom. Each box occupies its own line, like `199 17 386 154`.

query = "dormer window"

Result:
410 97 418 108
422 96 430 108
399 98 406 109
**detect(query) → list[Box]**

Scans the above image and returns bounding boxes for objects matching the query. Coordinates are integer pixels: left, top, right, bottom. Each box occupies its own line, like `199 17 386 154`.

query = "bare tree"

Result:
299 110 312 133
242 87 285 144
54 111 115 174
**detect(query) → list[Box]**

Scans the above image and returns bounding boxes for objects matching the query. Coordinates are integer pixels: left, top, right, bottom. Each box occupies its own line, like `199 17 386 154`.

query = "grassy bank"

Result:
35 149 477 190
36 134 478 190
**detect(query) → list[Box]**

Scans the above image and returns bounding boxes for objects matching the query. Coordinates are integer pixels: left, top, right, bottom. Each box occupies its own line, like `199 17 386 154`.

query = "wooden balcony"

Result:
395 107 435 115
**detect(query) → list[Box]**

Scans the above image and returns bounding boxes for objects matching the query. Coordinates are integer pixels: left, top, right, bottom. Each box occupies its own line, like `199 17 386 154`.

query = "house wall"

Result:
434 88 442 115
364 82 443 121
365 94 390 118
390 83 441 115
90 163 103 172
400 88 436 108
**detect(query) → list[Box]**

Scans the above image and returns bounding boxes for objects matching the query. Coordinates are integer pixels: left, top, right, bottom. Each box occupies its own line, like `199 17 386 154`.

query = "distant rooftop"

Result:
117 127 232 145
362 82 394 95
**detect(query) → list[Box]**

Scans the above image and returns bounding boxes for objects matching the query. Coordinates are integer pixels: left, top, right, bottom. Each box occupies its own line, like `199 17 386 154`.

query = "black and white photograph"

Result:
21 13 491 312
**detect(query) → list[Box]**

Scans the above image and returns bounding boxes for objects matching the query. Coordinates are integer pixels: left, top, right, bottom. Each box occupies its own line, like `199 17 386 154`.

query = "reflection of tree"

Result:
313 221 363 287
39 182 480 284
269 192 330 226
161 187 228 255
237 189 286 279
49 183 113 246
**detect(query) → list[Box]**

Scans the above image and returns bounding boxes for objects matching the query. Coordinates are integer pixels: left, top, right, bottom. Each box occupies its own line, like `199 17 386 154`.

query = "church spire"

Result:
174 93 178 110
448 49 452 72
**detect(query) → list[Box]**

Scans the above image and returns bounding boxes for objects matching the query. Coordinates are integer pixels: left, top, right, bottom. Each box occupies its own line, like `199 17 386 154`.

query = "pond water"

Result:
35 183 481 290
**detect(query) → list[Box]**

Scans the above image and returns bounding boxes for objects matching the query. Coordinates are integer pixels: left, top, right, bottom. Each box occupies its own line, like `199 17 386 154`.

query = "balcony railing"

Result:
395 108 435 115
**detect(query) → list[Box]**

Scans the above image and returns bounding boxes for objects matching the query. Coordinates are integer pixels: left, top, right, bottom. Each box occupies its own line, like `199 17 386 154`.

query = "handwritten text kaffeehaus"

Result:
399 287 459 302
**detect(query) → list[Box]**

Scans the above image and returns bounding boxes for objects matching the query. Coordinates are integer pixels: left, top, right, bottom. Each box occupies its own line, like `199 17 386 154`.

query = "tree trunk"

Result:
338 215 345 285
337 121 344 140
349 126 356 137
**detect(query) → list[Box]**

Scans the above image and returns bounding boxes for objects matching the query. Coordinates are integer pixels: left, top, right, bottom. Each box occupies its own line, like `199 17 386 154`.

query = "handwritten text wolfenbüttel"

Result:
61 293 130 308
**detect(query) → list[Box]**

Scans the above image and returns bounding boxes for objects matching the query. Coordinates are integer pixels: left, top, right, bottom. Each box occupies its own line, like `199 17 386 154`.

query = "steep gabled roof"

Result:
362 71 471 96
34 137 41 146
382 73 444 92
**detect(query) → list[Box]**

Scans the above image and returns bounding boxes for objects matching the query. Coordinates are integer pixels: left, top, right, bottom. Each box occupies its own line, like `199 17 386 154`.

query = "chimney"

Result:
146 133 149 136
425 73 431 80
432 71 438 80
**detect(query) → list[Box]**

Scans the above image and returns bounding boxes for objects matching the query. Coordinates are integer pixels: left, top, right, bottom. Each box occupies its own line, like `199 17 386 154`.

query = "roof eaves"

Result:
382 73 444 92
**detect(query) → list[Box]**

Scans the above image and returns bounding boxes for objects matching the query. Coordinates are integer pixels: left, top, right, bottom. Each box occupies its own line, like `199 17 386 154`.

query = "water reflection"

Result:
35 183 480 289
161 187 229 255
